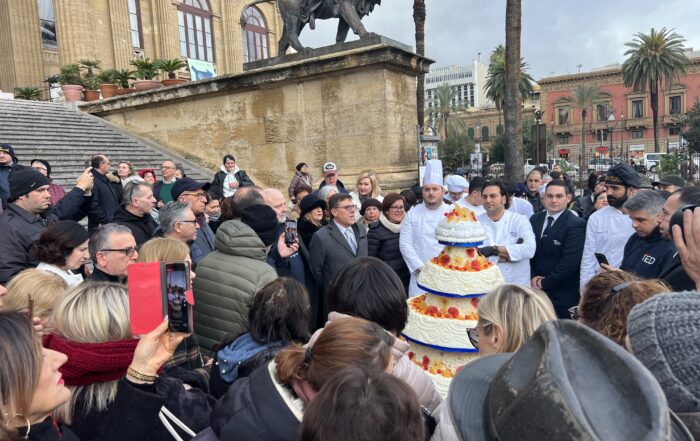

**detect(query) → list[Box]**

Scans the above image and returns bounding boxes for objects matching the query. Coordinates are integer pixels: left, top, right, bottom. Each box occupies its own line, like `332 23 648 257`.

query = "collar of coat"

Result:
378 213 402 233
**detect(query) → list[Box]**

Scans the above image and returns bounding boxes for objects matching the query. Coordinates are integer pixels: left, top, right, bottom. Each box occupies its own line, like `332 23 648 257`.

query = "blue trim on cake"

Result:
417 282 486 298
437 240 484 247
402 333 479 353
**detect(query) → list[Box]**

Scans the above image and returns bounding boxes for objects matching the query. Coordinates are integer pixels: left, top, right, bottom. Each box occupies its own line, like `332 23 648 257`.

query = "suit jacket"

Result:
309 220 368 319
530 210 586 318
88 169 121 233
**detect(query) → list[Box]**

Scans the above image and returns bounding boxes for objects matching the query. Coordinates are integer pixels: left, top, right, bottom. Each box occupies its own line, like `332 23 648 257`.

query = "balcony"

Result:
624 117 652 128
553 124 573 135
663 114 682 126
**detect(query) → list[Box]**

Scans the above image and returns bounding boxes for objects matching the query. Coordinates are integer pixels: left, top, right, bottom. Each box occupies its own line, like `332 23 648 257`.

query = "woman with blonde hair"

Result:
2 268 67 334
350 171 383 221
0 310 185 440
432 284 557 441
575 270 669 346
206 317 394 441
44 282 214 441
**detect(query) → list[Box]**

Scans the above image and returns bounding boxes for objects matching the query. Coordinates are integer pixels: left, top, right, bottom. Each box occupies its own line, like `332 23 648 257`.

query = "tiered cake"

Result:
402 206 505 396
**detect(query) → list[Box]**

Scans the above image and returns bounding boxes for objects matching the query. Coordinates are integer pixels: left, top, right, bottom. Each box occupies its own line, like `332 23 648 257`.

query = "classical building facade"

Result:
0 0 282 93
539 50 700 162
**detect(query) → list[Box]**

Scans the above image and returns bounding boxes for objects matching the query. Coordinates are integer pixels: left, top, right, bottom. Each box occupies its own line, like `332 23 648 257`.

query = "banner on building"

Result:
188 59 216 81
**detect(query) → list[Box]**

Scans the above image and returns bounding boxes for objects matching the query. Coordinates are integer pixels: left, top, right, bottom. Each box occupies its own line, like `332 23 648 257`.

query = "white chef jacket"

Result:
508 197 534 218
455 198 486 216
478 210 537 285
400 202 451 296
580 205 634 289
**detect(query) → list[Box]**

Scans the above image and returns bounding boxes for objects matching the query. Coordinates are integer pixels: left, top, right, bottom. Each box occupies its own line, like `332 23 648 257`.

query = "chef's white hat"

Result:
423 159 443 187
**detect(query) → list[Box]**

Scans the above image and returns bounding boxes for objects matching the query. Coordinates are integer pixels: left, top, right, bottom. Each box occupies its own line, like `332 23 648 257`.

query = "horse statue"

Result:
240 0 382 55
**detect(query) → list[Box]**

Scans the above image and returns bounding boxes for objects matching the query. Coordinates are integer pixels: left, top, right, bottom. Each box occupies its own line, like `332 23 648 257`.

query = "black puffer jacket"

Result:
367 214 410 293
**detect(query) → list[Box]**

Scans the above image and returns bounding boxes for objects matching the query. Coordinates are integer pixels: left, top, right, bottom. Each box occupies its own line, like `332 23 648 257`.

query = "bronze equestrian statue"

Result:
240 0 382 54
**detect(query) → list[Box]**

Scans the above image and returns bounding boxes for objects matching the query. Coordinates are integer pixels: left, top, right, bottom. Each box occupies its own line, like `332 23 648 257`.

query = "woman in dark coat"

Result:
210 155 254 199
297 194 327 249
367 193 410 293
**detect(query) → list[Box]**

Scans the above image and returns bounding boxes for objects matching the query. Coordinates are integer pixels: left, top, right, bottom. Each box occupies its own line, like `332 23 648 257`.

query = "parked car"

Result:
524 159 548 176
643 153 667 173
587 158 615 173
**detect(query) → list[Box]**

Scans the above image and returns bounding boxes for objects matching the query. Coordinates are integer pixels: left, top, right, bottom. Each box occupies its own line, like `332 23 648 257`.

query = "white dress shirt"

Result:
540 210 565 237
400 202 451 297
579 205 634 289
478 210 537 285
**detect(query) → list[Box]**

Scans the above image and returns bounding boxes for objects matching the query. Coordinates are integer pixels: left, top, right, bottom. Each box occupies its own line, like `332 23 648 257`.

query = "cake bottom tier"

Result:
407 344 479 397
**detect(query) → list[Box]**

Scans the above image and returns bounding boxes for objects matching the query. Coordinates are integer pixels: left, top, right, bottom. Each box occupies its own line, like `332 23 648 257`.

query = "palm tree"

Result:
413 0 426 129
622 27 689 152
427 84 467 141
504 0 524 181
484 44 534 128
571 84 600 165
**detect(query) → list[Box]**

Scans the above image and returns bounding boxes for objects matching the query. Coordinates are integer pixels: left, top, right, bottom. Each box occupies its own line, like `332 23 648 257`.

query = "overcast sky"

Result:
299 0 700 80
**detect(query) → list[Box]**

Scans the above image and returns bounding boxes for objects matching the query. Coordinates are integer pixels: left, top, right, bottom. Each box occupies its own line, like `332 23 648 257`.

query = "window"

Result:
669 96 681 115
632 100 644 118
128 0 143 49
631 128 644 139
557 107 569 125
178 0 214 62
596 104 609 122
242 6 269 62
558 135 570 144
481 126 489 141
670 127 681 136
38 0 57 50
467 128 474 139
468 84 475 107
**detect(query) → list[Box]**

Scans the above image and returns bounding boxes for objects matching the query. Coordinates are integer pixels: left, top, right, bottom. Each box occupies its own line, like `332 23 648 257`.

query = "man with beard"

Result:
580 164 640 288
400 159 451 296
602 191 676 279
657 187 700 291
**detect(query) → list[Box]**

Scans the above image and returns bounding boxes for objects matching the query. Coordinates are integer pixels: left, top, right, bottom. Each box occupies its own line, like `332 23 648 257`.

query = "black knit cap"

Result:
31 159 52 177
295 162 307 171
240 204 280 247
9 166 50 201
360 198 382 216
606 163 641 188
299 194 327 218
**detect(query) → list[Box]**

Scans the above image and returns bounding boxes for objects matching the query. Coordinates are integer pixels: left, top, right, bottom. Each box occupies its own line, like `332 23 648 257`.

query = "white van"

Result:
643 153 666 173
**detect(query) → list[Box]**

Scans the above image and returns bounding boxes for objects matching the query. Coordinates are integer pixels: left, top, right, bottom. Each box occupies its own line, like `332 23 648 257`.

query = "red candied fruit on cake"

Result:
447 307 459 318
408 351 414 360
466 248 476 259
471 298 480 308
425 306 438 315
470 260 481 271
438 254 451 265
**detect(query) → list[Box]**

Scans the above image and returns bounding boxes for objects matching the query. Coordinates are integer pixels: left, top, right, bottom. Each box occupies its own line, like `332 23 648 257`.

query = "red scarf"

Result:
43 334 139 386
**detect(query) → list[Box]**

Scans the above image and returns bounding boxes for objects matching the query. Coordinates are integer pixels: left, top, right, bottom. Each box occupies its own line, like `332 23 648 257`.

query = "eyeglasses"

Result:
466 323 492 349
177 220 198 226
161 165 176 170
336 204 358 211
100 247 137 257
389 205 405 211
32 166 48 172
568 306 581 321
182 192 206 199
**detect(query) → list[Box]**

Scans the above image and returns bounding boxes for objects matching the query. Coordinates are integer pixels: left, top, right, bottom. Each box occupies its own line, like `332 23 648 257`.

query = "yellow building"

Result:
0 0 283 93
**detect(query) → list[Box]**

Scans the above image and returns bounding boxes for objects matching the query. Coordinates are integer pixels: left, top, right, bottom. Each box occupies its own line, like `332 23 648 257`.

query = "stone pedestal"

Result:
83 36 433 191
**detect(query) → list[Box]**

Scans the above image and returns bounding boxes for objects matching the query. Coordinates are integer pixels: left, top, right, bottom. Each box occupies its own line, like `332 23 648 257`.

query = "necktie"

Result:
344 228 357 254
542 216 554 238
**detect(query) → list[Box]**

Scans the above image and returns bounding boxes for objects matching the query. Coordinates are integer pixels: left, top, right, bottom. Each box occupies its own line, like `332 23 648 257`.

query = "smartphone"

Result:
284 219 297 246
164 262 193 334
594 253 609 266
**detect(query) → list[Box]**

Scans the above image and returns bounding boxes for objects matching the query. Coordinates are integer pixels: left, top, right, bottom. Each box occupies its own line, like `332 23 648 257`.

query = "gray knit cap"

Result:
627 292 700 412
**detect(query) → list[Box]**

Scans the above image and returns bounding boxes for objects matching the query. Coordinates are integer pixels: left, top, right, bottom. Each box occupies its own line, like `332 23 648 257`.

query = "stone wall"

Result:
83 37 432 193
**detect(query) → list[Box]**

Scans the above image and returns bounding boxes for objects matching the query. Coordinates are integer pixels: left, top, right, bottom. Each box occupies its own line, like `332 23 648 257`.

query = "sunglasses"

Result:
466 323 492 349
568 306 581 321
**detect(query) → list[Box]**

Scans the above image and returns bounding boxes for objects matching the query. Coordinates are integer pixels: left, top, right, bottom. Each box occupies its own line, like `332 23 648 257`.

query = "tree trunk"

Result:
504 0 523 181
650 80 660 153
414 0 426 129
581 111 586 175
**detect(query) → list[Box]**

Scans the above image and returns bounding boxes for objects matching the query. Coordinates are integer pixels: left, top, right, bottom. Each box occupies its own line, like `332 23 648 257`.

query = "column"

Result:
222 0 244 74
54 0 98 65
0 1 44 91
108 1 132 69
153 0 179 60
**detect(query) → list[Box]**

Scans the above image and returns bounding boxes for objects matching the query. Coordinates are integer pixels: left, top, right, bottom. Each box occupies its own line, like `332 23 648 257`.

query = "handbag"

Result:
159 405 196 441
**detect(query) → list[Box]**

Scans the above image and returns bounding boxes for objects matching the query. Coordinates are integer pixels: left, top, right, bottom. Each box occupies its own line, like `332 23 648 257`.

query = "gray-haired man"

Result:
159 201 199 244
88 223 138 283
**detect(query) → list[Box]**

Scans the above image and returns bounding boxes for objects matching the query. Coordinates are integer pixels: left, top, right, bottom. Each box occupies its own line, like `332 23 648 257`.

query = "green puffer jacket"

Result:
193 220 278 353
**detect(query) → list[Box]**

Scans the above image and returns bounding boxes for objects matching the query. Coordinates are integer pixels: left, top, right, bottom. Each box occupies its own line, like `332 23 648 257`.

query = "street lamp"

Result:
606 110 618 160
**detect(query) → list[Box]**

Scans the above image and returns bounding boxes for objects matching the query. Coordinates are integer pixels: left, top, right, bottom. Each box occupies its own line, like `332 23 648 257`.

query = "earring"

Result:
13 414 31 439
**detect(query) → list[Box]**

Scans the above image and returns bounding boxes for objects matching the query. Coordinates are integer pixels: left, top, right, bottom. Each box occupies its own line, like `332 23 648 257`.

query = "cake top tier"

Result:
435 206 485 245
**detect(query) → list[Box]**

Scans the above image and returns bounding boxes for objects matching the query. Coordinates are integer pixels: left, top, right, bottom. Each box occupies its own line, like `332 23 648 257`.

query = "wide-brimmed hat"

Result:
299 194 327 217
448 320 693 441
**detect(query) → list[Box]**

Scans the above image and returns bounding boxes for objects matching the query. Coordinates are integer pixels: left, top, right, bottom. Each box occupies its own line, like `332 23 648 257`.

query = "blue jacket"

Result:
620 227 676 280
530 210 586 318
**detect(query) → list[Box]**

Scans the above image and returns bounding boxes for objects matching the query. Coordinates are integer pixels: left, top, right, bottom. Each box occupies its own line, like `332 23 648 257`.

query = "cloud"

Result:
294 0 700 80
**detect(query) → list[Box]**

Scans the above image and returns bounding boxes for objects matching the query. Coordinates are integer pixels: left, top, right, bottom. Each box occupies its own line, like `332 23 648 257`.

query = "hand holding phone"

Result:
284 219 298 246
594 253 609 266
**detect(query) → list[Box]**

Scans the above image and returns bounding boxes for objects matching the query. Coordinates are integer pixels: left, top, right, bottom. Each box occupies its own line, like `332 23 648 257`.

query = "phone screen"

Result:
594 253 609 266
284 219 297 245
164 262 192 333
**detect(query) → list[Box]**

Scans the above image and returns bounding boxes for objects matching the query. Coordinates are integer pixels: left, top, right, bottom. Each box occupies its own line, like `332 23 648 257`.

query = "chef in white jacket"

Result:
477 181 536 285
400 159 451 297
579 163 639 289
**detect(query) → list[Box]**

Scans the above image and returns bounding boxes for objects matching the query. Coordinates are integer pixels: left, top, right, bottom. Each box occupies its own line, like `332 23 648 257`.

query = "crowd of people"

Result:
0 142 699 440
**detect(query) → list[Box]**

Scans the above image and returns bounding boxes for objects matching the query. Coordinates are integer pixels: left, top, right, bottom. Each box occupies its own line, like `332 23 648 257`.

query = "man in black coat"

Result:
309 193 368 319
0 167 93 284
88 154 121 234
0 143 20 209
658 187 700 291
530 180 586 318
112 181 158 247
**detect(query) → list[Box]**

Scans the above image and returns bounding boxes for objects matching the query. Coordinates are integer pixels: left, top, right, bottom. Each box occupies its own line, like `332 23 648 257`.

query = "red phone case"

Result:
127 262 195 335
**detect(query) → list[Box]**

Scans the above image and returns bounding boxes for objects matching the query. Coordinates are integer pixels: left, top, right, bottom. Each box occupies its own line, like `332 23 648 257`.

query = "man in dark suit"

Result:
530 180 586 318
309 192 368 319
88 154 121 234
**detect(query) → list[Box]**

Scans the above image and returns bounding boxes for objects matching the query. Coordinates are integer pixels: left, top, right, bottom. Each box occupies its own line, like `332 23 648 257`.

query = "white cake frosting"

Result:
418 262 505 296
403 305 478 350
406 345 479 397
435 206 486 244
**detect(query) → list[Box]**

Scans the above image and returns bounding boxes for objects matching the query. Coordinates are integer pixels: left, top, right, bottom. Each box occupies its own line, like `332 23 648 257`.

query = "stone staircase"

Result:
0 99 213 189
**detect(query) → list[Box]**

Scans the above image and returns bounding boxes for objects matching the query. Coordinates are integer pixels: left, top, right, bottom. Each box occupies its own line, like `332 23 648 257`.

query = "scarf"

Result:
43 333 139 386
379 213 402 234
216 333 268 383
